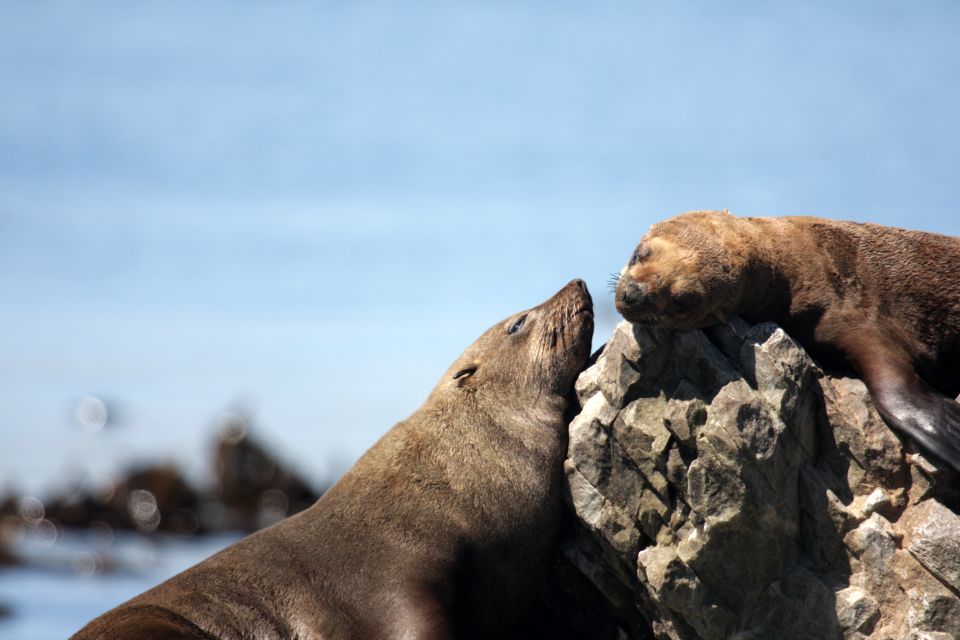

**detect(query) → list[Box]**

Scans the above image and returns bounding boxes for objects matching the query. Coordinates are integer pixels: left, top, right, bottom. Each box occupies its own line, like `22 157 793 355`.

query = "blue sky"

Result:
2 0 960 494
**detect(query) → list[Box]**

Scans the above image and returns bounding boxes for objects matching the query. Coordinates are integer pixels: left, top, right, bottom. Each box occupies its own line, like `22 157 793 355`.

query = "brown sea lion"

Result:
73 280 595 640
614 210 960 472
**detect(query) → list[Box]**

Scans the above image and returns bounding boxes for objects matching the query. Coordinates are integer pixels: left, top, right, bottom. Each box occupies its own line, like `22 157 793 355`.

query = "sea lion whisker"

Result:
607 272 621 292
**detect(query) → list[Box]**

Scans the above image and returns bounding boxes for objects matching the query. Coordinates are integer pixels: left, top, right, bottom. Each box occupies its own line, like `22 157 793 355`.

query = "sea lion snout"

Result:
546 279 593 321
615 273 663 324
555 278 594 328
569 277 589 294
617 279 648 308
557 278 591 304
539 279 594 384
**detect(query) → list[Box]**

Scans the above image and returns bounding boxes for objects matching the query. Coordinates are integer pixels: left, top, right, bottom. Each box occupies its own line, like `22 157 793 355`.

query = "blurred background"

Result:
2 1 960 637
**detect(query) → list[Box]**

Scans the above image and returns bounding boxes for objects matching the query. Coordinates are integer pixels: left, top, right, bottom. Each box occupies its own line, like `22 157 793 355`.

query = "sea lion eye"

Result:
507 315 527 334
628 244 650 266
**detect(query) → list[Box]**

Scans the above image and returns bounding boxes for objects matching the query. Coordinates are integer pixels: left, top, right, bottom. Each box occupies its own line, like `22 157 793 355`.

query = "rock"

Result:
214 420 322 531
906 587 960 638
0 495 21 567
905 500 960 592
45 464 202 534
835 587 880 635
638 545 735 639
862 488 891 517
27 421 324 536
537 319 960 639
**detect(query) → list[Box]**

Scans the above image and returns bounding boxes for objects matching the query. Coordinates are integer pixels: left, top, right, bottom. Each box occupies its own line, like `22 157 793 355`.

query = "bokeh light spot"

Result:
74 395 108 432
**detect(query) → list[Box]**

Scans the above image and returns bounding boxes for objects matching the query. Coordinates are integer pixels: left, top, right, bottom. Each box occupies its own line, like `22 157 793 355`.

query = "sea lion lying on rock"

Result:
614 210 960 473
73 279 594 640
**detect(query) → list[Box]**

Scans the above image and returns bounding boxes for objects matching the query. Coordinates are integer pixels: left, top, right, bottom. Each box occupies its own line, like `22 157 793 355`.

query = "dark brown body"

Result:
615 211 960 472
74 280 594 640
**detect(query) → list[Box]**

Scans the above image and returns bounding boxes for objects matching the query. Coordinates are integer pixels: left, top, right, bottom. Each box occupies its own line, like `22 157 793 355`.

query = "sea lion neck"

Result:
728 216 803 319
738 216 860 320
425 379 569 423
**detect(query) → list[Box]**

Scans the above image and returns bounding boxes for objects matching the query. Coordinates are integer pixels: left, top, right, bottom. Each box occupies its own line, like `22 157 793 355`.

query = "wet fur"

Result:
616 210 960 472
74 281 594 640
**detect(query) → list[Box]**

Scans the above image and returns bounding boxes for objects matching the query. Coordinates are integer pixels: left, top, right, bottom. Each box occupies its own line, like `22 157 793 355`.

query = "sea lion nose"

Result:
619 280 648 307
570 278 588 293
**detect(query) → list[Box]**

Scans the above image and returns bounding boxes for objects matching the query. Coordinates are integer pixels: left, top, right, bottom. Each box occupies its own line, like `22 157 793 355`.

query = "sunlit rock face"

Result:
541 319 960 640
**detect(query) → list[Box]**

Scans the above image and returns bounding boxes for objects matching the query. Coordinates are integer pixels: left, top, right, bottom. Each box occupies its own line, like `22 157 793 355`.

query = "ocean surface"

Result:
2 1 960 637
0 529 239 640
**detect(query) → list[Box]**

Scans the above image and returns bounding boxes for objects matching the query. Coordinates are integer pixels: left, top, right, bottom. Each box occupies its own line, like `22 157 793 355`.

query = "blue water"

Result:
0 531 239 640
2 2 960 635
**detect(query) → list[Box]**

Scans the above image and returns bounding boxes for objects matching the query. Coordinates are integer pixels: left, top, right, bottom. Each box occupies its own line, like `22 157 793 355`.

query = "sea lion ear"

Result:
453 364 479 386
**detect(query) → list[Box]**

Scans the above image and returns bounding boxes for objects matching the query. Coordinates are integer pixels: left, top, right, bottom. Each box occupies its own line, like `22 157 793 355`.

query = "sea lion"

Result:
73 280 595 640
614 210 960 472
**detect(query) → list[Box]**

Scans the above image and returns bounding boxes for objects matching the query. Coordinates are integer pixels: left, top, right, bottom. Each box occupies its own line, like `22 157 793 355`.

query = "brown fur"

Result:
77 605 216 640
615 210 960 472
73 280 594 640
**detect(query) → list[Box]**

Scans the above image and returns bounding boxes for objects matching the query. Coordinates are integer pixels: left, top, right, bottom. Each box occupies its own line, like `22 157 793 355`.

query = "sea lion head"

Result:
615 211 741 330
440 279 594 410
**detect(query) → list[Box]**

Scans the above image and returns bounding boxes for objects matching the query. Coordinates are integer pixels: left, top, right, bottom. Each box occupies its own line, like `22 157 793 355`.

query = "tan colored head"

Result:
439 279 594 411
615 211 743 330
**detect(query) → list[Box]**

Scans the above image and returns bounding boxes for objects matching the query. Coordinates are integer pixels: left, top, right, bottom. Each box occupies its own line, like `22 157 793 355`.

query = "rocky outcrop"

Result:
11 425 322 538
551 319 960 640
215 417 320 531
45 465 203 534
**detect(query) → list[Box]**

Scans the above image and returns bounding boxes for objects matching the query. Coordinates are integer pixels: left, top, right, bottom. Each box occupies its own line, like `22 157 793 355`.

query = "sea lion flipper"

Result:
877 386 960 473
849 341 960 473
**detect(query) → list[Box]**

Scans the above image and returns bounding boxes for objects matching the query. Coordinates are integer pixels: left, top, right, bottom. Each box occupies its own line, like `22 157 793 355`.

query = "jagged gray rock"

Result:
549 319 960 640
